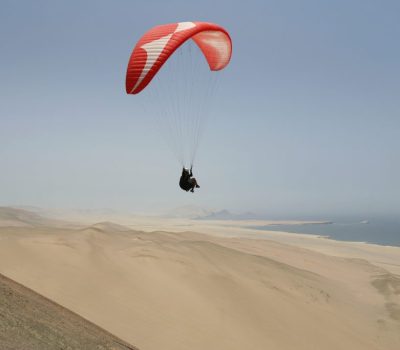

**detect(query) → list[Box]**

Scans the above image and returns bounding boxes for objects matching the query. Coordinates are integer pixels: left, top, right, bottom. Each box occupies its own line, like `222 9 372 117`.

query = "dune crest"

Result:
82 221 134 233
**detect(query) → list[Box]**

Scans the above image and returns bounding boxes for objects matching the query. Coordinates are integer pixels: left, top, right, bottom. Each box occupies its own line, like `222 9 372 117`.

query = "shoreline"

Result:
249 219 400 248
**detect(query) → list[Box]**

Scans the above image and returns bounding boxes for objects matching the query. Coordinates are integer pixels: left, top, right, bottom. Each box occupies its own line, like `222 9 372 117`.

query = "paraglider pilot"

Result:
179 166 200 193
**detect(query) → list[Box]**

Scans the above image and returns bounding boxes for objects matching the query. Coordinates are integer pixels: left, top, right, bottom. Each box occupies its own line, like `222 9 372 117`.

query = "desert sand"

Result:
0 272 136 350
0 207 399 350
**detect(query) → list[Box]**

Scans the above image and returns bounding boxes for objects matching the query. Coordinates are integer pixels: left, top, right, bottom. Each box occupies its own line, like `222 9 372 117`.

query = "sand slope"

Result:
0 219 399 350
0 207 73 228
0 272 137 350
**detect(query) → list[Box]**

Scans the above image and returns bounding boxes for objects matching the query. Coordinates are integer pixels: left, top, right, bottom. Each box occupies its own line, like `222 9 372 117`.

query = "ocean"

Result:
254 217 400 247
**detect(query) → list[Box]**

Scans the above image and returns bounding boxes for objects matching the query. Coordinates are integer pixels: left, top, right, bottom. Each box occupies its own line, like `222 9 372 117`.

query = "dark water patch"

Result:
253 218 400 247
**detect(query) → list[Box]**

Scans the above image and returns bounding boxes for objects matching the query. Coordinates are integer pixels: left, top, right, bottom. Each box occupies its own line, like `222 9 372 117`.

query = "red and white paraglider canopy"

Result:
126 21 232 94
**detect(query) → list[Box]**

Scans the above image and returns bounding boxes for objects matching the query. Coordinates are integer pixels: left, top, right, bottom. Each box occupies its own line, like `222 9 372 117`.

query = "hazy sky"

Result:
1 0 399 217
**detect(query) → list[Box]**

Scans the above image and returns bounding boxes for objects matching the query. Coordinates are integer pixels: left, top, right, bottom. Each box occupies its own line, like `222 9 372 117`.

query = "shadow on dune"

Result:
0 273 138 350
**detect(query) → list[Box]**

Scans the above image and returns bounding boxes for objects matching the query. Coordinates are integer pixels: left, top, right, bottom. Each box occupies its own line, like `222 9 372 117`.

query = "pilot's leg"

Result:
192 178 200 188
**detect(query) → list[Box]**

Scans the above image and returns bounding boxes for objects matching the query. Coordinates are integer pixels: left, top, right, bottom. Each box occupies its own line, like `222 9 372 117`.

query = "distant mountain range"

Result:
194 209 261 220
166 205 260 220
165 205 213 219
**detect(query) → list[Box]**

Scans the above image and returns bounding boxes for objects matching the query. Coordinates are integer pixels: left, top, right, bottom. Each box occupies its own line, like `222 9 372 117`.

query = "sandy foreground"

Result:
0 272 136 350
0 208 399 350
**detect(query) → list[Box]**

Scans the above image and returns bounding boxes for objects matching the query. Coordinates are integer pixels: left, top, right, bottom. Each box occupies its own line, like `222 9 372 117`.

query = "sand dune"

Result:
0 272 137 350
0 215 399 350
0 206 48 227
0 206 74 228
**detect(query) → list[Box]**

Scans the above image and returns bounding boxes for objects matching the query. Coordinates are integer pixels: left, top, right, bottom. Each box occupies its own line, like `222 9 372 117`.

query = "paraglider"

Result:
125 21 232 192
179 167 200 193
